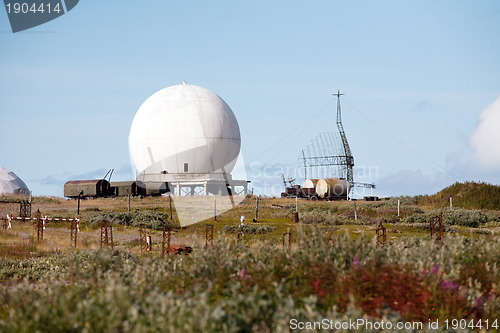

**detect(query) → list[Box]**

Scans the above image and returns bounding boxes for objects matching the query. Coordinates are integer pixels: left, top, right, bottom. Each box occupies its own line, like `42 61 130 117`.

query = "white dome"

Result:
129 83 241 176
0 166 30 197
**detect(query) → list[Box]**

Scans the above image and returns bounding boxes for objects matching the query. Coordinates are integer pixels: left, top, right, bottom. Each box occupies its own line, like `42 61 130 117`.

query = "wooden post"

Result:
162 222 171 257
397 199 400 217
70 220 78 248
128 194 131 212
169 196 173 221
253 196 259 222
139 224 147 253
205 224 214 249
283 228 292 249
34 209 43 241
430 216 444 244
77 194 81 215
450 197 453 210
214 196 217 222
353 201 357 220
376 223 387 247
100 220 114 249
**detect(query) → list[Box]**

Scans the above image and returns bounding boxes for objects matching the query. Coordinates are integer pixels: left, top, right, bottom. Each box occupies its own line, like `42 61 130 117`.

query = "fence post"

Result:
253 197 259 223
70 220 78 248
430 215 443 244
205 224 214 249
283 231 292 249
139 224 147 253
100 220 113 249
34 210 43 241
376 222 386 247
19 200 31 218
162 222 171 257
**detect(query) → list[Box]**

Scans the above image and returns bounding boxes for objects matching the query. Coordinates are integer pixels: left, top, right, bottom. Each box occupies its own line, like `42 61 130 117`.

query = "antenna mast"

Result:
334 90 354 185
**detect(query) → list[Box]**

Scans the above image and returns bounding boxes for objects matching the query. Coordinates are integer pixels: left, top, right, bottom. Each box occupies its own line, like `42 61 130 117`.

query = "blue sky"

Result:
1 0 499 198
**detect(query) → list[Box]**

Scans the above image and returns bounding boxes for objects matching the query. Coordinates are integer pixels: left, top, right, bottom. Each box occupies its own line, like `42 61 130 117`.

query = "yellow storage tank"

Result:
315 178 349 198
302 179 319 189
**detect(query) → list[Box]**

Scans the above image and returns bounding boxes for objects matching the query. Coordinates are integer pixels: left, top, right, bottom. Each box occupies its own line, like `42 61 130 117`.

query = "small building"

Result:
64 179 111 198
144 182 169 196
110 181 146 197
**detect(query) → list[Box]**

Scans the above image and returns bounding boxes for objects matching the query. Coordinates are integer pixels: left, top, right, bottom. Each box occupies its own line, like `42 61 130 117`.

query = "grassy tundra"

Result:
0 182 499 332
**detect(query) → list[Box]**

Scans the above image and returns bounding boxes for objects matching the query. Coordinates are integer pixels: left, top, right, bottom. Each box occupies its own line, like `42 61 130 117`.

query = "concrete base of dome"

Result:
138 172 249 196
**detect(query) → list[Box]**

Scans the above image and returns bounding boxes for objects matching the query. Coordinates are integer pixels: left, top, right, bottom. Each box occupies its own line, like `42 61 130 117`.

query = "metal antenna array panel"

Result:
299 91 354 184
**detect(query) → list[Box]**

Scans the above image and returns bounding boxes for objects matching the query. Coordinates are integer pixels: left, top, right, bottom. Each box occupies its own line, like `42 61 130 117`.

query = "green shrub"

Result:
417 181 500 210
403 208 489 227
0 229 499 331
84 211 170 230
223 224 275 234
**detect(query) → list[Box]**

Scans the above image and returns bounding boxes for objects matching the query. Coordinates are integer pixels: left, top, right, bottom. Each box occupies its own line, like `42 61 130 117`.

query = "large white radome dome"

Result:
129 83 241 176
0 166 30 197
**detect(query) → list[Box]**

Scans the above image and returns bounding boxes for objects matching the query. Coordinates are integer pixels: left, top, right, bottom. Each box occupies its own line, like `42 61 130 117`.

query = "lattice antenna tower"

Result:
299 90 354 184
335 90 354 184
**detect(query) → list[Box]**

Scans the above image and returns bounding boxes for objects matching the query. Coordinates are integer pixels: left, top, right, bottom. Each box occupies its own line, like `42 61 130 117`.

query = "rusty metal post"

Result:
253 196 259 223
33 209 43 241
77 194 81 215
33 209 41 222
162 222 171 256
100 221 106 248
169 195 173 221
282 231 292 249
430 215 443 244
237 225 245 244
109 223 114 249
70 220 78 248
100 220 113 249
376 223 386 247
20 201 31 218
214 196 217 223
205 224 214 249
292 211 299 223
139 224 147 253
37 219 43 241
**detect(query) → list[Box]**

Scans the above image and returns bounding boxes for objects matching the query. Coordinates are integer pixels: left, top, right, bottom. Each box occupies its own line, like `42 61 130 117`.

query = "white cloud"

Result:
469 95 500 171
